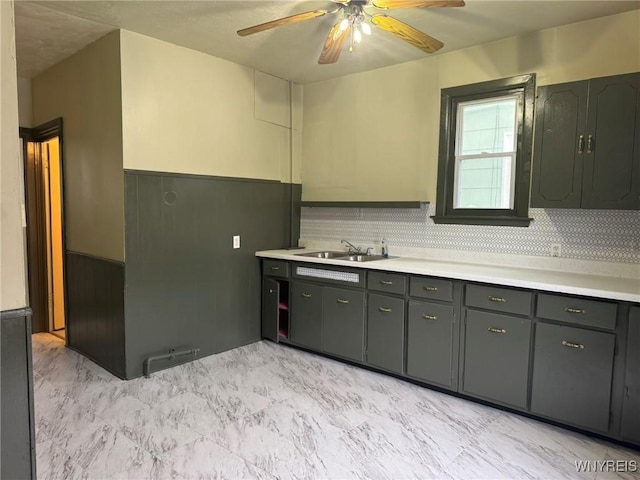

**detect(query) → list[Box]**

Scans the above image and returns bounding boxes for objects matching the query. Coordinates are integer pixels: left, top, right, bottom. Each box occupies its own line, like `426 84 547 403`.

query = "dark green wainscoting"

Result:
1 308 36 480
65 251 126 378
124 170 300 379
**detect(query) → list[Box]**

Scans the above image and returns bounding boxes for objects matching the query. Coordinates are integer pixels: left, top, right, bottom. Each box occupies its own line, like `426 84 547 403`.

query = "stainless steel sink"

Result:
295 250 348 259
341 254 386 262
295 251 387 262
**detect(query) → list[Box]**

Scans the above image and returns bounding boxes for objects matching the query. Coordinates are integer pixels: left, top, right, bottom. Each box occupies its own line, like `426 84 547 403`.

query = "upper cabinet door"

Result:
583 73 640 210
531 73 640 210
531 81 588 208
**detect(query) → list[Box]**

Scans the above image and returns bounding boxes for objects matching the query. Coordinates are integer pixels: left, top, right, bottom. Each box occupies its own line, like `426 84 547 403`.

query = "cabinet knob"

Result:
422 314 437 321
562 340 585 349
564 307 585 314
488 296 507 303
337 298 349 305
378 306 392 313
423 286 438 292
301 293 312 298
268 289 274 293
379 280 393 286
488 327 506 334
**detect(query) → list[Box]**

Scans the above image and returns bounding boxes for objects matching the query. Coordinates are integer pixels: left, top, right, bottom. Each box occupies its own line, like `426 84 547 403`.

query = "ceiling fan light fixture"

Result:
238 0 461 65
354 28 362 43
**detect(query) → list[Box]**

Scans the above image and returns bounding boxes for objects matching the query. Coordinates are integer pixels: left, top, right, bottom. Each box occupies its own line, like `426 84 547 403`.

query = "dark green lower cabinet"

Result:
290 281 323 351
406 300 455 388
531 322 615 433
322 287 365 362
262 278 281 342
366 294 405 374
463 310 531 409
262 259 640 447
622 307 640 443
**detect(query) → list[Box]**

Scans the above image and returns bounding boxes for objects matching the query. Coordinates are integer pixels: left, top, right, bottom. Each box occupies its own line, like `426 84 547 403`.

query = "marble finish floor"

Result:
33 333 638 479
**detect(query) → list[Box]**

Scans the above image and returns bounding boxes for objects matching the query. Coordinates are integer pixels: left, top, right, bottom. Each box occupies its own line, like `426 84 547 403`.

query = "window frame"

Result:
432 74 536 227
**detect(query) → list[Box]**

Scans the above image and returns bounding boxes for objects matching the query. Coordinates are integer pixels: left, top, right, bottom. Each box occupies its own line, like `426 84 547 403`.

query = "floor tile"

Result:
36 438 87 480
164 436 276 480
110 392 206 457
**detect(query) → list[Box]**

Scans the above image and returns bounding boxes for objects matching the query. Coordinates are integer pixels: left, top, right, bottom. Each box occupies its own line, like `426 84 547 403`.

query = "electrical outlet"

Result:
550 243 562 257
233 235 240 249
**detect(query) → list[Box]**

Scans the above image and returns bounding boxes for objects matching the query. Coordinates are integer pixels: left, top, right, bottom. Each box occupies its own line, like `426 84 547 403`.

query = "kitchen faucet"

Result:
341 239 361 255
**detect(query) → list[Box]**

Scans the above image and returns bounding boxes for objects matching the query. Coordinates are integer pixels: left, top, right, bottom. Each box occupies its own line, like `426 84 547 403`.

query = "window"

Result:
433 74 535 226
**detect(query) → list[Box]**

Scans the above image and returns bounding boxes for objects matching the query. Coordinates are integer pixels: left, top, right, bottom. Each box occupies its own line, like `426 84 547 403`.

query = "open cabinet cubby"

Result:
277 281 289 339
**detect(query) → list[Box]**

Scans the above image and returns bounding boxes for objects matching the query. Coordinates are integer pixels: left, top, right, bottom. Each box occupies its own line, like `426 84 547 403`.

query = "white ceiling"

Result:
14 0 640 84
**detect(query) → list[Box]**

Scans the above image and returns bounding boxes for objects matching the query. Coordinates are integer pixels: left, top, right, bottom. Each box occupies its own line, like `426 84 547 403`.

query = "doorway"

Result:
21 118 66 339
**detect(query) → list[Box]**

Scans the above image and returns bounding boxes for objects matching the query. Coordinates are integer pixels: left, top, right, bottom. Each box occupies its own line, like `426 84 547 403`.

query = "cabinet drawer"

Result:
410 277 453 302
531 322 615 433
367 294 405 374
263 259 289 279
407 301 455 388
536 294 617 330
466 284 531 316
368 271 406 296
463 310 531 408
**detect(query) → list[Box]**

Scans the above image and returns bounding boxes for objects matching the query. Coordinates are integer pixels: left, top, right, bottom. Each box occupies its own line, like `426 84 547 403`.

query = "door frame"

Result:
20 118 67 338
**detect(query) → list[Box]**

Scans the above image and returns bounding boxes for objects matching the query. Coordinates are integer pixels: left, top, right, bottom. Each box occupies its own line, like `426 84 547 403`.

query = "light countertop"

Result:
256 249 640 303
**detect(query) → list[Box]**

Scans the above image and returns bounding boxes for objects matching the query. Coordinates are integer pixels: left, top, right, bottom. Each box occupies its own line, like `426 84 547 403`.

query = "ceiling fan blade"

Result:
318 22 350 64
372 0 464 9
237 10 328 36
371 14 444 53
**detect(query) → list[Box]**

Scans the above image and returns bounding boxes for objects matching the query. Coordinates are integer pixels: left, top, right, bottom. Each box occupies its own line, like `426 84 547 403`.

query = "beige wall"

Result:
17 76 32 128
1 0 28 310
120 30 301 183
302 9 640 201
32 31 124 261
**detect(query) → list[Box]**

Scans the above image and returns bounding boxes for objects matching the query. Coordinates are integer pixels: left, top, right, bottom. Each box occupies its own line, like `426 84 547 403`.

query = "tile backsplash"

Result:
300 204 640 264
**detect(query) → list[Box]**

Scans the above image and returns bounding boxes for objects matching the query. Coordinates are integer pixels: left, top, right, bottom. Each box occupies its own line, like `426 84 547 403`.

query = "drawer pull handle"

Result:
562 340 585 349
587 134 594 153
379 307 392 313
423 286 438 292
422 314 437 321
488 327 506 334
488 296 507 303
337 299 349 305
301 293 312 298
270 266 280 271
564 307 585 314
577 134 584 154
379 280 393 286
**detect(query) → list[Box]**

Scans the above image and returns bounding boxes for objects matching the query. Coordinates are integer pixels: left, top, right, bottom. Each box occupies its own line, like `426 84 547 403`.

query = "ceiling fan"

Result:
237 0 465 64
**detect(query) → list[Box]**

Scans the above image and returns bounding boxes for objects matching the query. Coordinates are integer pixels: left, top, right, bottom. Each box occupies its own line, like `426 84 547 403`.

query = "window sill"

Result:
430 215 533 227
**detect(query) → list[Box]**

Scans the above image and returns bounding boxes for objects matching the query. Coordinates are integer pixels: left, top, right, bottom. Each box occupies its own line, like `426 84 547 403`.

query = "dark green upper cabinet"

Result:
531 73 640 210
583 74 640 209
531 81 588 208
